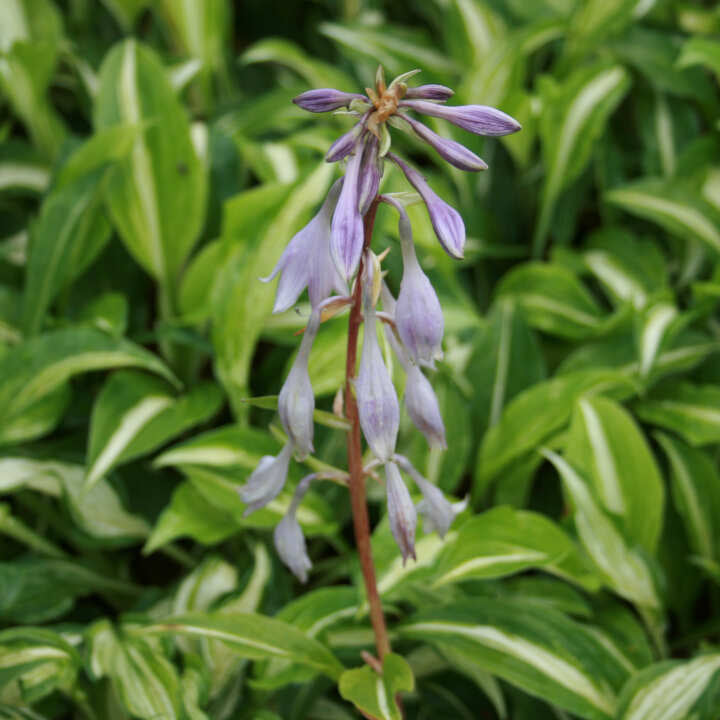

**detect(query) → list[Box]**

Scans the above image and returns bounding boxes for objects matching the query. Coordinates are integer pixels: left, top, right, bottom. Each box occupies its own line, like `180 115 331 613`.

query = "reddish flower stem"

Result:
344 196 391 660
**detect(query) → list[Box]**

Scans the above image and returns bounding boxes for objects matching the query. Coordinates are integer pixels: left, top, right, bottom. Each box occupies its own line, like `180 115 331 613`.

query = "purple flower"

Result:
404 364 446 449
355 277 399 462
394 454 456 537
357 136 382 216
404 84 454 101
330 144 365 282
278 310 319 459
239 441 294 515
393 200 444 366
385 461 417 562
274 473 315 582
390 154 465 259
401 99 521 136
262 179 345 311
397 114 487 171
293 88 367 113
326 120 365 163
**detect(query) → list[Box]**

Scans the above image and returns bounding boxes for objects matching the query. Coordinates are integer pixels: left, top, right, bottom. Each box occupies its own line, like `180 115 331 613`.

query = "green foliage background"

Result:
2 0 720 718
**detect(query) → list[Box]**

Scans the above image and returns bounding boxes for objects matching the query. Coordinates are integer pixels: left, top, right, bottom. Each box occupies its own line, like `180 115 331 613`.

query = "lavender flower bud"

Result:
293 88 367 113
274 473 315 582
357 136 382 216
390 153 465 259
401 99 521 136
394 203 444 366
278 310 319 459
404 84 454 101
239 441 294 515
404 364 446 449
331 143 364 281
355 294 399 462
385 461 417 562
326 121 364 163
398 114 487 171
394 454 455 537
262 179 344 311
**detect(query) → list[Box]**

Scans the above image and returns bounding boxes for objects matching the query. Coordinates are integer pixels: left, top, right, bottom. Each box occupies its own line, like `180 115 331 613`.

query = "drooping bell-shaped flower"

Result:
357 136 382 216
396 114 487 172
404 364 446 449
278 310 320 459
393 202 444 366
385 461 417 562
400 99 521 136
330 143 365 282
394 454 457 538
274 473 315 582
355 265 399 462
389 153 465 259
262 179 345 311
293 88 367 113
239 441 294 515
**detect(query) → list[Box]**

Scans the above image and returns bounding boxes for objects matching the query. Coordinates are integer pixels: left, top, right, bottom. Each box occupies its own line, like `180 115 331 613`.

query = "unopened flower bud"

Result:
278 310 320 459
394 454 457 537
262 179 345 311
293 88 367 113
398 114 487 171
273 473 315 582
385 461 417 562
401 99 521 136
394 204 444 366
326 121 365 163
355 280 399 462
404 84 454 101
404 364 446 449
331 144 364 281
357 136 382 216
240 441 294 515
390 154 465 259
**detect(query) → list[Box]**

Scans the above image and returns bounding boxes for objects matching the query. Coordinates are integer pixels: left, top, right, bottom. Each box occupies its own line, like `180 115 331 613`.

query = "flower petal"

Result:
401 99 521 136
293 88 367 113
385 461 417 562
404 84 454 101
404 364 447 449
239 441 294 514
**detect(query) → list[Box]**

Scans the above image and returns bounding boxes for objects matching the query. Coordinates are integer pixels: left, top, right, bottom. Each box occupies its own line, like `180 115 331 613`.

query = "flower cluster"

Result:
241 67 520 580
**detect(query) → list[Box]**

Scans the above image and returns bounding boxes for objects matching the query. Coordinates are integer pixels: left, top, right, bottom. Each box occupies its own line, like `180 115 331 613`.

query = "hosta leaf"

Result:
616 654 720 720
94 39 207 286
88 621 183 720
634 381 720 446
0 328 177 442
136 613 344 680
433 507 599 590
543 450 660 610
400 599 629 720
677 36 720 80
477 369 635 487
636 301 679 379
0 627 79 705
605 179 720 255
534 63 630 255
338 653 414 720
566 395 664 553
85 370 223 491
654 432 720 563
495 263 606 339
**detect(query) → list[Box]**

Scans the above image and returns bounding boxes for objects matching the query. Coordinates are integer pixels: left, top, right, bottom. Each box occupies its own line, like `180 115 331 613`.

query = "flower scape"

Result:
240 67 521 581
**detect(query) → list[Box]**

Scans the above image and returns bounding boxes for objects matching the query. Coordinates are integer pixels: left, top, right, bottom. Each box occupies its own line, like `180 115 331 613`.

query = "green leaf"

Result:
338 653 414 720
0 328 177 443
400 599 630 720
654 432 720 563
87 620 183 720
605 178 720 255
534 63 630 255
566 395 665 553
495 263 607 339
616 654 720 720
634 381 720 446
85 370 223 490
433 506 600 590
94 39 207 287
542 450 660 610
136 612 344 680
477 369 635 487
677 36 720 80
